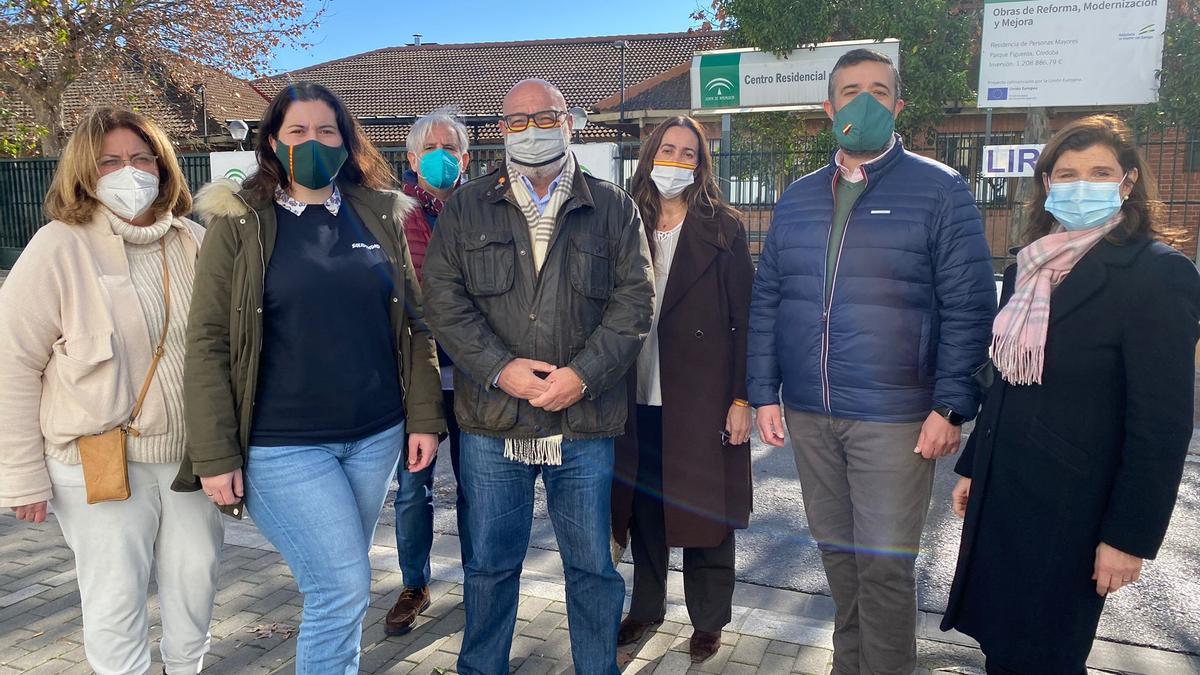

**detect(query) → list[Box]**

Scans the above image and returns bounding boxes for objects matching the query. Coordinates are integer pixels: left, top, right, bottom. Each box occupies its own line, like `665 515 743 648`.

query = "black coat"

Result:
611 210 755 548
941 236 1200 673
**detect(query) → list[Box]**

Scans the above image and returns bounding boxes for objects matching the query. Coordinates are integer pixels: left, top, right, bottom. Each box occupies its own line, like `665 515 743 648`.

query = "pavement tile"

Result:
792 645 833 675
517 596 554 622
520 606 565 640
0 585 49 609
768 639 801 658
510 634 543 662
757 652 801 675
651 650 692 675
730 634 769 665
534 627 572 660
412 648 456 672
514 655 558 675
400 632 449 663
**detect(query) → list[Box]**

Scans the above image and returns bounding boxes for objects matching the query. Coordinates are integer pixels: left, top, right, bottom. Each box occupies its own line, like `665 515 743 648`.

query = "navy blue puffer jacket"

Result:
747 137 996 423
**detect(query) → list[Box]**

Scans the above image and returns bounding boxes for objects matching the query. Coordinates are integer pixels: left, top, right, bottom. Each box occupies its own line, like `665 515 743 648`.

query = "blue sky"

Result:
268 0 707 73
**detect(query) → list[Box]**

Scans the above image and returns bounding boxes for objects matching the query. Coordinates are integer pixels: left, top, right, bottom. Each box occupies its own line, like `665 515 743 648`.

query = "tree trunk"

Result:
1009 106 1051 247
24 93 66 156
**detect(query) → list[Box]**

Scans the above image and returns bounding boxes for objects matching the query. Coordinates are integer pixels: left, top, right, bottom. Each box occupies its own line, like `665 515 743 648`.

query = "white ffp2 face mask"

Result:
650 162 696 199
505 126 569 167
96 166 160 220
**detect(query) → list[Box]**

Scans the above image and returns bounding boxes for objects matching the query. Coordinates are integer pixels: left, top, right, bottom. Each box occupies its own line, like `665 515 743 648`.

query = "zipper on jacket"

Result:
820 168 869 414
236 193 267 445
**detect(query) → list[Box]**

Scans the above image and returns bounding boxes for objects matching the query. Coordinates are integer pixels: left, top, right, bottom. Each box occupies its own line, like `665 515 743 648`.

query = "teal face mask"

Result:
274 139 348 190
418 148 462 190
831 93 897 154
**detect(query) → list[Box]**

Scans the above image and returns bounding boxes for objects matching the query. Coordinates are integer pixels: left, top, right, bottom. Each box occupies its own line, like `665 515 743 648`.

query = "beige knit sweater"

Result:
106 211 193 465
0 207 204 507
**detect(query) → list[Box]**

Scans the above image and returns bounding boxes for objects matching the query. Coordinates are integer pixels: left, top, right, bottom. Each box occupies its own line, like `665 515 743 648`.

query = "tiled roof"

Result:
258 31 726 146
592 61 692 113
0 64 268 151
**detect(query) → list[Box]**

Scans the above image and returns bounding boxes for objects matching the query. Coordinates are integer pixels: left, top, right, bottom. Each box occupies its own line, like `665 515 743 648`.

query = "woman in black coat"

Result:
941 114 1200 674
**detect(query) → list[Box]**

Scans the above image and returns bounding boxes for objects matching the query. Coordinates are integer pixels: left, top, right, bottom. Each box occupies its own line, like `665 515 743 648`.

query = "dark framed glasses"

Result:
503 110 568 133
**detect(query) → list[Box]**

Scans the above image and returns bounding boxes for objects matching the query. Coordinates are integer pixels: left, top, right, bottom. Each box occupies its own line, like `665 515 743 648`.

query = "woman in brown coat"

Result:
611 116 754 663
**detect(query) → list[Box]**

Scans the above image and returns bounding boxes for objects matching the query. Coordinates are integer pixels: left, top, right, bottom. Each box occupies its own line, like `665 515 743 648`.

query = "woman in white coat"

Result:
0 107 223 675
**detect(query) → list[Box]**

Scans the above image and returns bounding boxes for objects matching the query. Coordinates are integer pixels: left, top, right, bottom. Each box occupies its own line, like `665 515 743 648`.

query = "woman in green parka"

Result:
175 82 445 674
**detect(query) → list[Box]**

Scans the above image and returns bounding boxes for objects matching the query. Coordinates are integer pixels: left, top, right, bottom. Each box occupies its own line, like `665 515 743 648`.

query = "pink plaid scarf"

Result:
992 214 1123 385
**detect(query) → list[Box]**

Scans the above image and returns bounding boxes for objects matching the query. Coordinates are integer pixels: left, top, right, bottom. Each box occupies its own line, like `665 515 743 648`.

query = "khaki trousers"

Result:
784 409 935 675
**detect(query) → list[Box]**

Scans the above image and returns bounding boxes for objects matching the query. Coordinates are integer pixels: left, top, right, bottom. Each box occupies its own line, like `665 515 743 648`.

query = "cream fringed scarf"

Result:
502 155 576 465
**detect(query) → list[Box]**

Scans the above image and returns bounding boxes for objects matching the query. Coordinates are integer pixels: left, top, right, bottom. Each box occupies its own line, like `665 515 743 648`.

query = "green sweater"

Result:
825 177 867 306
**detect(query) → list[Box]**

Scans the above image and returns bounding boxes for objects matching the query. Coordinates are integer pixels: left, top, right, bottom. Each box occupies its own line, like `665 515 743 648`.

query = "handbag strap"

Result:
126 237 170 436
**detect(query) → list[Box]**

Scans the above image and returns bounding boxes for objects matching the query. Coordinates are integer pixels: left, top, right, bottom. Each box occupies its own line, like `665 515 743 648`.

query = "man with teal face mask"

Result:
748 49 996 674
384 107 473 638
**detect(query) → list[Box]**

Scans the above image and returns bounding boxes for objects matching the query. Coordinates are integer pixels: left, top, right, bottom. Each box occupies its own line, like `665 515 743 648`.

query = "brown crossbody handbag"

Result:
76 239 170 504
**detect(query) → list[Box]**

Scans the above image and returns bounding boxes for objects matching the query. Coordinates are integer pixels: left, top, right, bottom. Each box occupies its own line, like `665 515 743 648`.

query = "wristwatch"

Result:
933 405 965 426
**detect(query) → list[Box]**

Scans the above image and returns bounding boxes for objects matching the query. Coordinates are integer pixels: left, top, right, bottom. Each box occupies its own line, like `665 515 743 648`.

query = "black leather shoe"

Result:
616 616 663 646
689 629 721 663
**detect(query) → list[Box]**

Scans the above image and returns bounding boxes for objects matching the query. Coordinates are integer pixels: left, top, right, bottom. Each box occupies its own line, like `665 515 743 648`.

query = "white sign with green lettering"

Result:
977 0 1168 107
691 40 901 112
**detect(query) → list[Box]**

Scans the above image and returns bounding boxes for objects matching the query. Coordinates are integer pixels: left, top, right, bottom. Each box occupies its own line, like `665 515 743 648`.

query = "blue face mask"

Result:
418 148 461 190
1043 174 1127 231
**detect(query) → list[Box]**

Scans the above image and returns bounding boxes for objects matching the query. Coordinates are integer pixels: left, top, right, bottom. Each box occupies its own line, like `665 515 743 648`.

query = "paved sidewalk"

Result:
3 512 1199 674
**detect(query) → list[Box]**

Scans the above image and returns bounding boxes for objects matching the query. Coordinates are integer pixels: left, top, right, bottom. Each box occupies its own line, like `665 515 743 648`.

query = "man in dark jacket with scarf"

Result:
748 49 995 675
422 79 653 675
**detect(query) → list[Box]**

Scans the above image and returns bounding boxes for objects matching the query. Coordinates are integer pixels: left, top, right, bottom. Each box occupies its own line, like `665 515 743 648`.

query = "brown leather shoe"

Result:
689 629 721 663
616 616 663 646
384 586 430 636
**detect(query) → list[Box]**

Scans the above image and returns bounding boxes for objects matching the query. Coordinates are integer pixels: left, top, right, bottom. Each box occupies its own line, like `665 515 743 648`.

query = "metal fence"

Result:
3 129 1198 269
0 153 215 254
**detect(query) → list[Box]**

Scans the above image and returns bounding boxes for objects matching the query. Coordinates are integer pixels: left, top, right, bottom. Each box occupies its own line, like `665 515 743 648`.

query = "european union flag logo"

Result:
987 87 1009 101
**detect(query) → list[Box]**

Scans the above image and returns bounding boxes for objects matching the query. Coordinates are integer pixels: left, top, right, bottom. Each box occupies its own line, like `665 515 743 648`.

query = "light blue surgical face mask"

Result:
1043 173 1128 231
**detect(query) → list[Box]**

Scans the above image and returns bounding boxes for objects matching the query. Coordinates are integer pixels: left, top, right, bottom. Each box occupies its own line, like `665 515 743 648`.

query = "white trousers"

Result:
48 458 224 675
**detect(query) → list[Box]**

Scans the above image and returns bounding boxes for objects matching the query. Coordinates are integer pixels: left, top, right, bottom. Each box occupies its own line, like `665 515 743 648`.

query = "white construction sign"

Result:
977 0 1168 107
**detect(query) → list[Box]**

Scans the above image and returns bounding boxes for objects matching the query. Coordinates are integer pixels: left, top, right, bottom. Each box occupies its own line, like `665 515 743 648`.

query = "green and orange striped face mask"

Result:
273 138 349 190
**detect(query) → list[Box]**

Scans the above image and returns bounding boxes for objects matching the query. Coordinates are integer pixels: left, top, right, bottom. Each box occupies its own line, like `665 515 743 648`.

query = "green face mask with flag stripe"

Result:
274 139 349 190
831 93 896 154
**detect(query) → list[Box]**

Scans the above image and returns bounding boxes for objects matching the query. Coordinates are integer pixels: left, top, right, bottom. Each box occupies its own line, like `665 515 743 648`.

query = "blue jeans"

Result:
244 422 404 675
394 390 467 588
456 432 624 675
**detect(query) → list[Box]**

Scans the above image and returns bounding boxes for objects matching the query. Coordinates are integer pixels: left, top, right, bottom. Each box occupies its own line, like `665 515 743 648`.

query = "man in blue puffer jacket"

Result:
749 49 996 675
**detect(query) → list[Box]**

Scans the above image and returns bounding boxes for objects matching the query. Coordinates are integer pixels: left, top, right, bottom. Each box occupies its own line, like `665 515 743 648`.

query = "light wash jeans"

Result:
456 432 624 675
244 421 404 675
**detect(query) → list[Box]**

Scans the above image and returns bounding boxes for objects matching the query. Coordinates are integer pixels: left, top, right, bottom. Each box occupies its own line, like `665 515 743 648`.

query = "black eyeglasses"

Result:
502 110 567 133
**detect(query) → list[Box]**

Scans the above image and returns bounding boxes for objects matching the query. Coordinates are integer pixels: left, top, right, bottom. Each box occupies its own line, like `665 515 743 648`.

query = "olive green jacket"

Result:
173 179 445 513
422 164 654 440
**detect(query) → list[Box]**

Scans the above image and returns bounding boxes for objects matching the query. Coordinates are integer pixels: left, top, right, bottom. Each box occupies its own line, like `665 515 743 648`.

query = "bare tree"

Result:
0 0 324 154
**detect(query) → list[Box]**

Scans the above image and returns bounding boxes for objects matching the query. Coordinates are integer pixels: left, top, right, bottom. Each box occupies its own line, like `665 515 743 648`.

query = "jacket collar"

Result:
1048 234 1153 325
483 160 595 211
825 133 906 183
659 210 728 317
